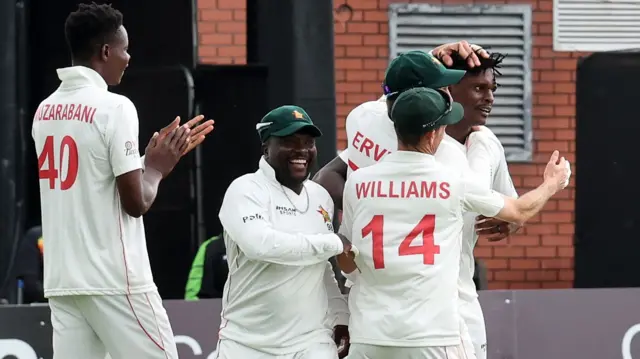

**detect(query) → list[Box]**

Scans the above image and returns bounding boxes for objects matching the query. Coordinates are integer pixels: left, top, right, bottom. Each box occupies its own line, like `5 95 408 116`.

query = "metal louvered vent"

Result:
389 3 533 161
554 0 640 52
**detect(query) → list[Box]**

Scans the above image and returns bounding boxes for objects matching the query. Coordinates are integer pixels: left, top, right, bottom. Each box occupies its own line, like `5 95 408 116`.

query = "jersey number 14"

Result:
362 214 440 269
37 135 79 190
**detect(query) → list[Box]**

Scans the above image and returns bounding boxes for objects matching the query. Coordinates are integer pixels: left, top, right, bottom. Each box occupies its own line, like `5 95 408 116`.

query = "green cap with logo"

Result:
256 105 323 143
383 50 466 98
391 87 464 136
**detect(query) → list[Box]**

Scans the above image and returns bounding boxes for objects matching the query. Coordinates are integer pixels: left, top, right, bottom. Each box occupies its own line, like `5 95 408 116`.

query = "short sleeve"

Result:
461 175 505 218
106 99 143 177
468 128 518 198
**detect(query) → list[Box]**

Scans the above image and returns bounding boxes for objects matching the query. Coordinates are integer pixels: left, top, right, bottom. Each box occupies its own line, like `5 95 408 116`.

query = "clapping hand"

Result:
157 115 215 156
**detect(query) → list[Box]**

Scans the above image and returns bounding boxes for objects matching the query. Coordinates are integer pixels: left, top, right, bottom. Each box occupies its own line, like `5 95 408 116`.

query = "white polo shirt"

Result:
459 126 518 302
340 99 468 174
339 151 505 347
339 99 471 283
32 66 154 297
218 157 348 355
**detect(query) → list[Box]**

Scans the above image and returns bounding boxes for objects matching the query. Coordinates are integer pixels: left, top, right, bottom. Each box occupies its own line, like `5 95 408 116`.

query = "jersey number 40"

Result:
37 135 79 190
362 214 440 269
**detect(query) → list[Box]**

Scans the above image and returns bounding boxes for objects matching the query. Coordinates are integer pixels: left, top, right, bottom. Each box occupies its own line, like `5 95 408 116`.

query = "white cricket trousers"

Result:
215 338 339 359
49 291 178 359
459 298 487 359
346 343 471 359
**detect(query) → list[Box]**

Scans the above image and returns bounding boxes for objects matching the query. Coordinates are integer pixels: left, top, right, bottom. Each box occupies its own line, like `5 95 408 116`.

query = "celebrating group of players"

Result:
31 3 571 359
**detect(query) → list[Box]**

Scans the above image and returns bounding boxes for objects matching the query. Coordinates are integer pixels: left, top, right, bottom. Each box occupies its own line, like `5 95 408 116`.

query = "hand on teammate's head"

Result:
432 41 489 68
144 123 191 177
543 150 572 192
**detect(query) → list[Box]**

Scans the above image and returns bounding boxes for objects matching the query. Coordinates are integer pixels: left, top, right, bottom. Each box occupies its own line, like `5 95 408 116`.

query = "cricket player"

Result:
314 48 519 358
444 50 519 359
314 40 489 210
337 87 571 359
32 4 213 359
315 48 483 356
217 106 355 359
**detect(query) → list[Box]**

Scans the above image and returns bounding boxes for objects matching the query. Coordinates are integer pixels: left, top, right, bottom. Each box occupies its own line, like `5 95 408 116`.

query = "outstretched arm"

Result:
219 178 345 266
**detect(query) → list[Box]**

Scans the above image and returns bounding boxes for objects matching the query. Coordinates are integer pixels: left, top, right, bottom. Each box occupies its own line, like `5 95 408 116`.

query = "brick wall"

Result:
197 0 247 64
197 0 576 289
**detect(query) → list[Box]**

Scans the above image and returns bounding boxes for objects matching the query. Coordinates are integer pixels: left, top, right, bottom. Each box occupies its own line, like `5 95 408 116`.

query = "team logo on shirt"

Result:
318 206 331 223
124 141 139 156
318 206 334 231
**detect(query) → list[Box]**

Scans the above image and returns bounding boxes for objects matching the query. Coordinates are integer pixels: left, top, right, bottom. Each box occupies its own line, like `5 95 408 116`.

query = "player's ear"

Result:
100 44 110 62
261 142 268 159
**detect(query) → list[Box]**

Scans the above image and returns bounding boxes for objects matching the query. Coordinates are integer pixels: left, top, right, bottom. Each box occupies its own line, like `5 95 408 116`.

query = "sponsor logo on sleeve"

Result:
242 213 263 223
125 141 139 156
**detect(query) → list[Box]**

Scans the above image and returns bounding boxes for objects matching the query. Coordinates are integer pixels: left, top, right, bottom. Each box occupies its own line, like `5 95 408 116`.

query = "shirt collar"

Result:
259 156 277 183
56 66 108 90
383 150 436 164
442 134 467 152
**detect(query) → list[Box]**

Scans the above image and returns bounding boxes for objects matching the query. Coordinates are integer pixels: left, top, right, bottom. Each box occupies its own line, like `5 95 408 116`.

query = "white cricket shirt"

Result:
339 99 471 286
32 66 154 297
340 99 468 174
459 126 518 303
218 157 349 355
339 151 505 347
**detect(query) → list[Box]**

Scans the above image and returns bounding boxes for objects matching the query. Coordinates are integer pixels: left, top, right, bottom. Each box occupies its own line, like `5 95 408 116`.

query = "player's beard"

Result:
276 157 314 190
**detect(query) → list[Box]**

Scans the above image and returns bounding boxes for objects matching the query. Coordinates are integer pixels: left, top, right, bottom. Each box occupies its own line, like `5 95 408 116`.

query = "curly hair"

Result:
64 2 123 61
447 49 506 78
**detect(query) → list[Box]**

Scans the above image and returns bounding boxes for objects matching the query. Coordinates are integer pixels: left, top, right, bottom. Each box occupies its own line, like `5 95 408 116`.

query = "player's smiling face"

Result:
102 25 131 86
265 131 317 188
449 70 496 126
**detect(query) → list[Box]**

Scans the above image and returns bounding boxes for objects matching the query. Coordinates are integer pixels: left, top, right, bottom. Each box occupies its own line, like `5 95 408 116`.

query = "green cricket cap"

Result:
383 51 466 98
390 87 464 136
256 105 322 143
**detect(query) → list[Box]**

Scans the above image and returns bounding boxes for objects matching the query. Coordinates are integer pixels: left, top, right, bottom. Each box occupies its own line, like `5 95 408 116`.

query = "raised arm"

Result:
219 178 345 266
431 41 489 67
464 151 571 226
111 100 187 218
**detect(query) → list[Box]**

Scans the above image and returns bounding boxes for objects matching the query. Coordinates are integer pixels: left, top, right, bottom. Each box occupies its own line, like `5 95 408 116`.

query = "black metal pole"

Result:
0 0 20 300
246 0 259 64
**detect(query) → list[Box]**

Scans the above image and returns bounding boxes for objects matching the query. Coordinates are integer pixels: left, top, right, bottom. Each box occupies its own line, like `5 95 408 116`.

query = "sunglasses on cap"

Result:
421 89 454 128
387 86 454 128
